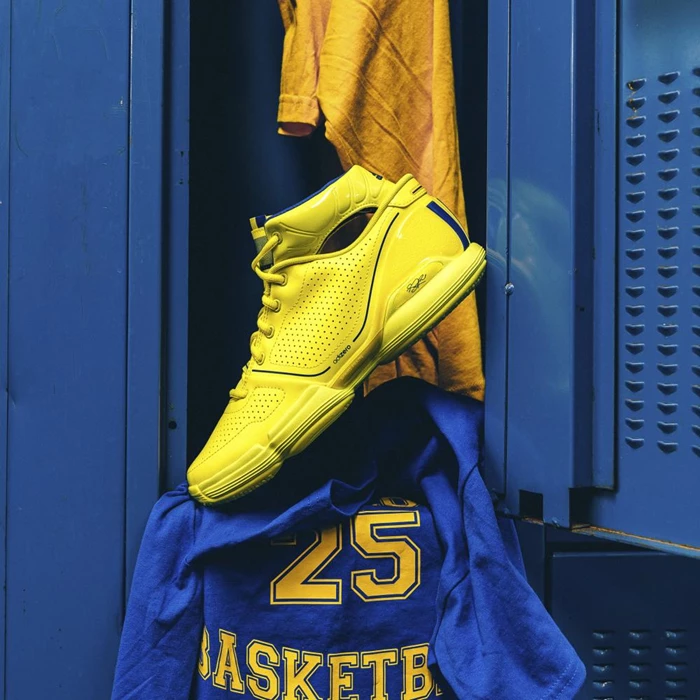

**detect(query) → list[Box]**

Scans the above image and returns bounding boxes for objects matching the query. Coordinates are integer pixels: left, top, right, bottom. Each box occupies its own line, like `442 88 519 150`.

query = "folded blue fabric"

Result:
112 378 585 699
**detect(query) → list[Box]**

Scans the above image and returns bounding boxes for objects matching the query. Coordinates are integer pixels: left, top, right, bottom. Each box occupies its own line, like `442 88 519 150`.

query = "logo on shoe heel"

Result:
334 345 352 364
406 274 427 294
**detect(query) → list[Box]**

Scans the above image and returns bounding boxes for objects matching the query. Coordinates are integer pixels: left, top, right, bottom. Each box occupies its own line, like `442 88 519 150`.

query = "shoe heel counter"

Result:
386 196 467 268
372 195 470 321
389 177 470 254
424 198 471 251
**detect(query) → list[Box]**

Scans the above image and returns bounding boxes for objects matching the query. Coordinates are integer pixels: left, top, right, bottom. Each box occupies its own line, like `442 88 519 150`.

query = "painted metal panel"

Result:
0 0 9 691
506 0 578 522
591 0 618 490
551 551 700 699
483 0 510 496
587 0 700 549
163 0 190 492
502 0 595 525
5 1 130 697
485 0 700 550
125 0 165 588
514 521 545 602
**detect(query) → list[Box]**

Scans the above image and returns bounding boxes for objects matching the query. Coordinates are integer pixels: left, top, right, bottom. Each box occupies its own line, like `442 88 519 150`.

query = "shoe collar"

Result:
249 165 396 269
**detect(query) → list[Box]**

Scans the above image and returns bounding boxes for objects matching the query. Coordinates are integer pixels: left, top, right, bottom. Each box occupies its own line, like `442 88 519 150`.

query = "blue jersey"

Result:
112 379 585 699
195 498 448 699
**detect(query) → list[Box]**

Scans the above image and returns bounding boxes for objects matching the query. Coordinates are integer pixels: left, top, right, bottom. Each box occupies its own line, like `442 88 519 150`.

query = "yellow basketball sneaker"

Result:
187 165 486 504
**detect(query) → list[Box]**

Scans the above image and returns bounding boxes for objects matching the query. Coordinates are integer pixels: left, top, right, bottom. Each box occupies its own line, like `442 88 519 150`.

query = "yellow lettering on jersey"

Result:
360 649 399 700
327 652 359 700
379 497 417 508
212 629 245 693
198 625 211 680
282 648 323 700
401 644 433 700
435 682 443 695
271 528 343 605
247 640 281 700
350 511 421 601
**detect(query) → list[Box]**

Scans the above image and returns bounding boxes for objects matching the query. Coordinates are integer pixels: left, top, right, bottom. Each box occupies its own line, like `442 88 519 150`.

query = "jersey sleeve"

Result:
111 484 203 700
431 459 586 699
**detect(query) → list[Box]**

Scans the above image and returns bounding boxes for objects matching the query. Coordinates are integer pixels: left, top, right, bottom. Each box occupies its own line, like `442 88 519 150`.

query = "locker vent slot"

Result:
591 628 689 700
622 75 648 450
620 66 700 460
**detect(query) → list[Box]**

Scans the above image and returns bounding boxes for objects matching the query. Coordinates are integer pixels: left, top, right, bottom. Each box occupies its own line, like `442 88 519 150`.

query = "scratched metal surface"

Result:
5 1 129 696
0 0 188 696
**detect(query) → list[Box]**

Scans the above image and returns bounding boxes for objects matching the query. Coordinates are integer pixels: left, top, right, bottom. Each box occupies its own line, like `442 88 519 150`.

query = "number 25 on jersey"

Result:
270 508 421 605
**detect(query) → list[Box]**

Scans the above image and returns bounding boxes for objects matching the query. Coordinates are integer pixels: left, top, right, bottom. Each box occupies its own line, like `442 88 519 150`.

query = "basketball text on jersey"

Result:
198 499 442 699
197 628 442 699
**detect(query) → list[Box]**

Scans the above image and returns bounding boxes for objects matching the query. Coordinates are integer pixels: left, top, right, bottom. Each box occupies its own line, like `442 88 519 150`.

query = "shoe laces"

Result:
229 234 284 401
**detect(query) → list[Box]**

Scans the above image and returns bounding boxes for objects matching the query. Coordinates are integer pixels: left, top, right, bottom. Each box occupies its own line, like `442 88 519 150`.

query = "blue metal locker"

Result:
516 520 700 697
0 1 189 697
486 0 700 554
488 1 700 689
552 551 700 699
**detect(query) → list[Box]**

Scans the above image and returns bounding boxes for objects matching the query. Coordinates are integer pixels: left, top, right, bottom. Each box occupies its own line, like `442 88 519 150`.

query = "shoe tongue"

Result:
249 215 274 269
255 165 395 265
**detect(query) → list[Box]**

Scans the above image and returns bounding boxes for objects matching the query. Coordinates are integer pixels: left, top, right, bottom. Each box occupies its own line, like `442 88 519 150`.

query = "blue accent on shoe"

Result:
427 201 469 250
268 174 342 219
254 214 267 228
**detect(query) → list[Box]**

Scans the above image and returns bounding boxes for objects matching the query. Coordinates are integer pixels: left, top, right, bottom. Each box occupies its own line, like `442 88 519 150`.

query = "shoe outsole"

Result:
189 243 487 505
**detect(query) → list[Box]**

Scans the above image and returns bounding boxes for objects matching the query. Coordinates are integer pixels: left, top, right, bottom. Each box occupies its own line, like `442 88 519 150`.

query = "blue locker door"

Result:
485 0 600 526
486 0 700 554
583 0 700 552
5 3 130 697
0 0 186 696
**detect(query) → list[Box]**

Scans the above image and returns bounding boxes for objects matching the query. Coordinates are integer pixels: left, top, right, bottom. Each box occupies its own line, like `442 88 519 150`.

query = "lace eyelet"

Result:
273 300 281 312
265 328 274 339
280 273 288 286
256 354 265 365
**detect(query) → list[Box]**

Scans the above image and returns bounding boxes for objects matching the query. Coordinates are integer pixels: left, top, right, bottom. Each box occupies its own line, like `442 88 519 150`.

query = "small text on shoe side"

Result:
334 345 352 364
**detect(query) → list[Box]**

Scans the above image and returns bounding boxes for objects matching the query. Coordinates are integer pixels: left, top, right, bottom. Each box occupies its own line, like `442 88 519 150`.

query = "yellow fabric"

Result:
277 0 484 400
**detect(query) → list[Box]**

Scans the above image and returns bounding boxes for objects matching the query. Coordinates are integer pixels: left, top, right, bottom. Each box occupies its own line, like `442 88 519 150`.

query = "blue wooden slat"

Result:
0 0 10 692
483 0 510 497
5 1 129 697
125 0 165 587
164 0 190 492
